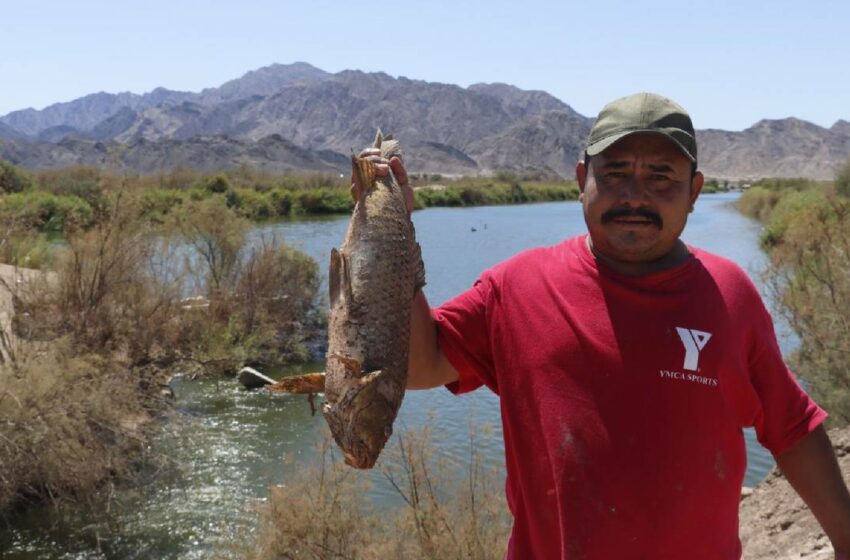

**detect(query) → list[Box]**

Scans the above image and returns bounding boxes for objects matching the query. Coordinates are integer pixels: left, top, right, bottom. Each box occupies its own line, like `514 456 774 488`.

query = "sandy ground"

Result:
740 426 850 559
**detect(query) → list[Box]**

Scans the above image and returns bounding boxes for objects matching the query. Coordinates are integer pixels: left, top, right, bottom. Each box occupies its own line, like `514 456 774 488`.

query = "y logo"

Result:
675 327 712 371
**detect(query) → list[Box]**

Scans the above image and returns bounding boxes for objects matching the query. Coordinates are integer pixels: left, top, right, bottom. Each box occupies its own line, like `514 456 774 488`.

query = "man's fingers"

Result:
389 156 408 186
351 156 390 196
389 156 415 214
351 154 411 212
358 148 381 159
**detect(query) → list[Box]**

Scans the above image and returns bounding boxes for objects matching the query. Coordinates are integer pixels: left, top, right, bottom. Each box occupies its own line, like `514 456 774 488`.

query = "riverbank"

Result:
740 426 850 559
735 172 850 557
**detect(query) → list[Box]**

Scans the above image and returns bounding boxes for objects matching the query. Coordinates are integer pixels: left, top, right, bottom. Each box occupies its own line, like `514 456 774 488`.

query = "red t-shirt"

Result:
433 235 826 560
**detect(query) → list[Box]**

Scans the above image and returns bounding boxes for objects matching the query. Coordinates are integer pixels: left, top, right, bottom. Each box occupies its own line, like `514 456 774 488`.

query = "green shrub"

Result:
760 189 831 248
0 191 94 232
202 175 230 194
226 188 274 219
0 160 33 194
761 195 850 425
139 189 185 222
736 186 782 223
0 229 53 268
415 187 464 207
173 197 250 292
293 188 353 214
269 188 295 217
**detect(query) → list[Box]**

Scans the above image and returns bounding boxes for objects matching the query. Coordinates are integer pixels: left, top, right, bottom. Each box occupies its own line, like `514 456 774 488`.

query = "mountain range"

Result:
1 62 848 180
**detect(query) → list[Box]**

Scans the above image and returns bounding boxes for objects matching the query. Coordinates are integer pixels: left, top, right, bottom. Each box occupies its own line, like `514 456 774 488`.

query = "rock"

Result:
237 366 276 389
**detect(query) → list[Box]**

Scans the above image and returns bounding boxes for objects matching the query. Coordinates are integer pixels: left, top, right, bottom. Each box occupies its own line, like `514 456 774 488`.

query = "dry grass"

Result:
245 425 511 560
0 188 324 520
0 340 160 513
0 196 182 514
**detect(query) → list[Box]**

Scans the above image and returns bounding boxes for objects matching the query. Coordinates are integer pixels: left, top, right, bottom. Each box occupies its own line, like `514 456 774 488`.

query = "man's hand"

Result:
351 148 414 214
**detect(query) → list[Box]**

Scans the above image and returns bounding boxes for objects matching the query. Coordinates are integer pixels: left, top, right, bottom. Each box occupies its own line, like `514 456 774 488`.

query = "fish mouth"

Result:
343 449 377 469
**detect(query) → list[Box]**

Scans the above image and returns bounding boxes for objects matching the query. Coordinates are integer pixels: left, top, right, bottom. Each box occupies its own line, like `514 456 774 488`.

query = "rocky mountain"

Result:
698 118 850 180
1 63 848 180
0 88 196 139
0 121 27 142
197 61 331 105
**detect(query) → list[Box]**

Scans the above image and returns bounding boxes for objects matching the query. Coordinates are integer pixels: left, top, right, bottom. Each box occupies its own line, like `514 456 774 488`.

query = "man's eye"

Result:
650 174 670 181
607 172 626 178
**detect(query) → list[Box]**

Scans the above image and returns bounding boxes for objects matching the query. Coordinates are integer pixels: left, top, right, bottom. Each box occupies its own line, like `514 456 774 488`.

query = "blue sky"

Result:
1 0 848 131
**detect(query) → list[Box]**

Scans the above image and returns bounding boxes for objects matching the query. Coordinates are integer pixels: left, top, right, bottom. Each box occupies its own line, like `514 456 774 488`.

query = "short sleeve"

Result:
432 272 499 395
746 297 827 456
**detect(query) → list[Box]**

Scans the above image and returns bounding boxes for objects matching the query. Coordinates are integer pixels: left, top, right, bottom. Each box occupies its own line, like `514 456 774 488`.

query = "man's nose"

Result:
618 176 651 206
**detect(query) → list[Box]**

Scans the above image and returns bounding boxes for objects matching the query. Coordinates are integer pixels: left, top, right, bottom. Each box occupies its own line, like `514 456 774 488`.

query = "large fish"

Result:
269 131 425 469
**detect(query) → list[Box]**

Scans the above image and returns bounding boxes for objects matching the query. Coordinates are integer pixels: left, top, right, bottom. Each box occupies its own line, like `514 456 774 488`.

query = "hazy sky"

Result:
1 0 848 131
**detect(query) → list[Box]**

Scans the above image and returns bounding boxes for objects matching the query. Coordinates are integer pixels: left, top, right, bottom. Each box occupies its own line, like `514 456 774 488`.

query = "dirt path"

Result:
740 426 850 559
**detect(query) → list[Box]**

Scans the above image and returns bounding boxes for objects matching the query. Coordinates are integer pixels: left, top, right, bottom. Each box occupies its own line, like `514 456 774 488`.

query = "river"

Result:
1 193 793 559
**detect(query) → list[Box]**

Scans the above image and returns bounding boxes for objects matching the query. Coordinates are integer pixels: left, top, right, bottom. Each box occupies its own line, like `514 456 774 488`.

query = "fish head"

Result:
323 368 399 469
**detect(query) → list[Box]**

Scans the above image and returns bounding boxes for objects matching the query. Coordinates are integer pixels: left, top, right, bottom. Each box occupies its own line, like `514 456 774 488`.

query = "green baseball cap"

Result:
585 92 697 164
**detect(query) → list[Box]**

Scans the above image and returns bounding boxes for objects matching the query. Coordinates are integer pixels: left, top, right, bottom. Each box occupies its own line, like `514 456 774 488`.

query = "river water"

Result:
1 193 793 559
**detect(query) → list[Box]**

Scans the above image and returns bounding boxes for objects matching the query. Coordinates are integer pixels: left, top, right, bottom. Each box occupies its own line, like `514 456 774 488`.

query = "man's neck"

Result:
585 237 692 277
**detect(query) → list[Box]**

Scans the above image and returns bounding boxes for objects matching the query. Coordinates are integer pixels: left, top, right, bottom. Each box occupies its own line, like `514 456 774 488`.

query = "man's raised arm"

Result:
407 289 459 389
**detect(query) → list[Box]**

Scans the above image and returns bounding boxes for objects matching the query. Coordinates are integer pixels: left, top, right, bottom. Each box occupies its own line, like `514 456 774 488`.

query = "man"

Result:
366 92 850 558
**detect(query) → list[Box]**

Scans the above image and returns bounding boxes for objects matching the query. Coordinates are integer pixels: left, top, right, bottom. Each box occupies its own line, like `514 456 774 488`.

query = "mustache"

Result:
601 207 663 228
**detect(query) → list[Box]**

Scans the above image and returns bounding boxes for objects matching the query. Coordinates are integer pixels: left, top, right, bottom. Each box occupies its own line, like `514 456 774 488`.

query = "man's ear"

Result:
689 171 705 209
576 160 587 195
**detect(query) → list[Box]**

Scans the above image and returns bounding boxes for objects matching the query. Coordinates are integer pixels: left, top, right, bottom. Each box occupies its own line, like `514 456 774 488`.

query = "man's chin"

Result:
596 235 671 263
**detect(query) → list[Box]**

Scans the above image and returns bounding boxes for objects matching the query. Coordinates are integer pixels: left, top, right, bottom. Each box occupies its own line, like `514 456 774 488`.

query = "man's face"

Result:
576 133 703 266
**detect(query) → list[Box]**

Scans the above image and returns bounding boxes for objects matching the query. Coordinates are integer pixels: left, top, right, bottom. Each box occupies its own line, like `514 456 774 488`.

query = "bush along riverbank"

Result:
0 190 323 521
725 169 850 559
0 161 580 241
736 165 850 426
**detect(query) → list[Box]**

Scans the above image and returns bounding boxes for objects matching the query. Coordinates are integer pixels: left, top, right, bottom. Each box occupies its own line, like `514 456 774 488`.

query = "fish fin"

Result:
265 372 326 394
329 354 362 377
373 129 383 149
412 241 426 293
382 133 393 141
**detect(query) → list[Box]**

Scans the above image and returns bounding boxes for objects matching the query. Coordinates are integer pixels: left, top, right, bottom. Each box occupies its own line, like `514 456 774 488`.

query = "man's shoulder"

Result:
689 245 761 298
690 246 749 276
486 236 583 280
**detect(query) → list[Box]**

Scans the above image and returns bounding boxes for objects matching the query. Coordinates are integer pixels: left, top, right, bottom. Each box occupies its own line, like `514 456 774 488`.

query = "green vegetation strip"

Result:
736 166 850 426
0 161 580 236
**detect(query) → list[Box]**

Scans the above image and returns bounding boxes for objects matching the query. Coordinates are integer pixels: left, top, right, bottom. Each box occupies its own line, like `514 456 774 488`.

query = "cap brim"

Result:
585 130 696 163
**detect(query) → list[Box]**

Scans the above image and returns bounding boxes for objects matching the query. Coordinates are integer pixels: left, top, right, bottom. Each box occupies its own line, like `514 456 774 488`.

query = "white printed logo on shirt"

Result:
675 327 712 371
